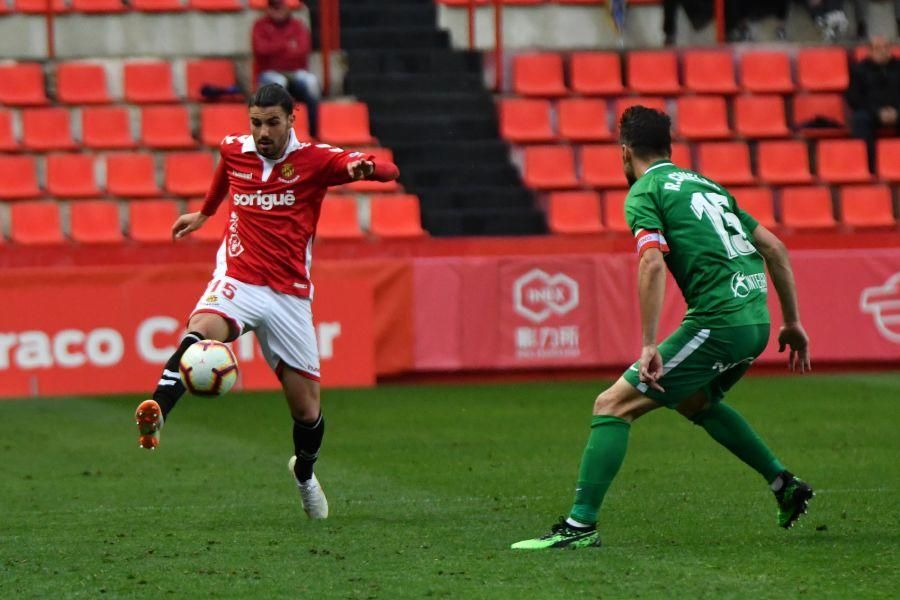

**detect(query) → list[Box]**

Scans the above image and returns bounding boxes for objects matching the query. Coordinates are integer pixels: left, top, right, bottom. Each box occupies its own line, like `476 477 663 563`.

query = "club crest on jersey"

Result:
278 163 300 184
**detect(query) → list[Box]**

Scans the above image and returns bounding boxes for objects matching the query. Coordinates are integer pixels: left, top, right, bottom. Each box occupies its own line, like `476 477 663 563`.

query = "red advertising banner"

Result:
0 265 377 398
412 250 900 371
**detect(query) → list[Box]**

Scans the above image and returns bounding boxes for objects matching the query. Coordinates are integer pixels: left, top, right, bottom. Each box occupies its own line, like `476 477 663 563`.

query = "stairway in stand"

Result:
308 0 547 236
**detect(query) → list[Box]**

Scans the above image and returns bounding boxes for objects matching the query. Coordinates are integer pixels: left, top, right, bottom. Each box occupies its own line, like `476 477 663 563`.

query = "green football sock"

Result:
568 415 631 525
691 402 785 483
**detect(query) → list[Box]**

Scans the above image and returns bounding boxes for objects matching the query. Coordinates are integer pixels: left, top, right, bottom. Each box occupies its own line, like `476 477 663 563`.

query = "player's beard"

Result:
255 136 285 159
624 160 637 188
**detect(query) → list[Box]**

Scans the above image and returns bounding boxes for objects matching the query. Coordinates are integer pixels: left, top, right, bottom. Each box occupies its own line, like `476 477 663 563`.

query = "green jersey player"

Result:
512 106 813 550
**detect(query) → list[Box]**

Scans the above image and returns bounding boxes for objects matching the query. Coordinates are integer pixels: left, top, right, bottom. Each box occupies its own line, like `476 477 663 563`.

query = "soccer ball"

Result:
179 340 239 396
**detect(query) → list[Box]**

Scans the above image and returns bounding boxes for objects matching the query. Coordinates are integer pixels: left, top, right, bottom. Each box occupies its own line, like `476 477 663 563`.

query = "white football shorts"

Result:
189 275 320 381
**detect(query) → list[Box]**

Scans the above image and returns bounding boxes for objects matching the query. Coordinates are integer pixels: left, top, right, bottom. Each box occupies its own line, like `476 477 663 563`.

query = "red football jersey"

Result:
200 130 370 298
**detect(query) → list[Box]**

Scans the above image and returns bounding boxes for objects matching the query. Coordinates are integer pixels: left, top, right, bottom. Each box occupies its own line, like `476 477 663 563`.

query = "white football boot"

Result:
288 456 329 519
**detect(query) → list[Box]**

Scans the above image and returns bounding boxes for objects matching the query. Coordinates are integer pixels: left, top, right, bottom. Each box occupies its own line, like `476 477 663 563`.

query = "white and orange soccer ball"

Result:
179 340 239 396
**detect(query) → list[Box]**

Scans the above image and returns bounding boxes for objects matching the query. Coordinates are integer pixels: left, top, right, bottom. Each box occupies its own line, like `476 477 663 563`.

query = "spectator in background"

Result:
252 0 319 138
846 35 900 170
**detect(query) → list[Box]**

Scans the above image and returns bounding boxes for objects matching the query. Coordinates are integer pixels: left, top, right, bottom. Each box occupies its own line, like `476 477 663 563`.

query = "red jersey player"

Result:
134 84 400 519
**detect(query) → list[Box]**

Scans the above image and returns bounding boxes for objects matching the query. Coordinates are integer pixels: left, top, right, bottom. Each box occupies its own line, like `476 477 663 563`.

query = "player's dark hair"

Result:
248 83 294 117
619 106 672 160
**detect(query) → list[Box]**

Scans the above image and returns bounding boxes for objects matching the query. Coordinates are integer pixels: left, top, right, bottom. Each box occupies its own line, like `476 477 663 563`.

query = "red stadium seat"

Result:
343 147 400 192
792 94 847 137
70 200 124 244
141 105 196 149
13 0 67 13
581 144 629 188
317 195 363 239
70 0 127 13
499 98 555 143
839 185 896 228
187 198 229 242
10 202 64 245
512 53 567 97
739 51 794 93
318 101 375 146
816 139 871 184
523 145 578 189
780 186 836 229
248 0 300 8
123 62 178 103
131 0 186 11
164 152 215 197
0 63 47 106
0 109 19 151
292 104 311 140
797 47 849 92
627 50 680 95
602 189 631 233
46 154 101 198
128 200 179 242
734 95 789 139
105 153 161 197
200 104 248 146
876 139 900 181
757 141 813 185
569 52 625 95
730 187 776 229
186 59 238 101
558 98 612 142
56 62 110 104
0 156 41 200
82 106 136 149
369 194 427 238
671 142 692 169
614 97 667 124
696 142 755 186
675 96 730 140
21 108 76 151
188 0 242 11
548 191 604 234
683 49 738 94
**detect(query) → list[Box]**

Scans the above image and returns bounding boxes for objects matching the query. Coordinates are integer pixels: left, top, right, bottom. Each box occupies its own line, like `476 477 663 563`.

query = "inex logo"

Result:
513 269 579 323
233 190 296 211
860 272 900 343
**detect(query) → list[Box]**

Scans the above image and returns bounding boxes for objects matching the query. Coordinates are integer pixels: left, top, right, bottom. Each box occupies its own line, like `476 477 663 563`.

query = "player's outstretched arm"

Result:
637 247 667 391
346 159 400 182
753 225 811 373
172 211 208 240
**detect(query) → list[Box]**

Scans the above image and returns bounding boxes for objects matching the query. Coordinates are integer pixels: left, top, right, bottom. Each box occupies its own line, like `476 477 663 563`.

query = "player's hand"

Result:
778 322 811 373
172 211 208 240
347 159 374 181
639 344 665 392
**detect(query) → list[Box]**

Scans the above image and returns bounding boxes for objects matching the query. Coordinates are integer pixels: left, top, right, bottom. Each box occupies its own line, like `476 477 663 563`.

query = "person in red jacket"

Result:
253 0 319 138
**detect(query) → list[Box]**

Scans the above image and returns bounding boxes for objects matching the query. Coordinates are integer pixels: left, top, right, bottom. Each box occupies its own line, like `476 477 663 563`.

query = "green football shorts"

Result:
623 323 770 408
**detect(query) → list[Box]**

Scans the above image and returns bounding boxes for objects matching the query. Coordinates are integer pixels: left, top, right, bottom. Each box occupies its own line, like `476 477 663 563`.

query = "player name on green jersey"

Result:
624 160 770 329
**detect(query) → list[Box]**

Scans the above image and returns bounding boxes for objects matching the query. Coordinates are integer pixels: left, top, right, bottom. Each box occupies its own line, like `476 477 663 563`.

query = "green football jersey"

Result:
624 160 770 328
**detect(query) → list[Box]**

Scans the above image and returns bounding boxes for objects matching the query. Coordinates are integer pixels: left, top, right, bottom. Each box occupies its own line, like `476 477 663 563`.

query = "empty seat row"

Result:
0 101 374 151
0 194 425 245
2 0 301 14
548 185 898 234
499 94 847 144
522 139 900 191
512 48 851 98
0 145 399 200
0 60 239 106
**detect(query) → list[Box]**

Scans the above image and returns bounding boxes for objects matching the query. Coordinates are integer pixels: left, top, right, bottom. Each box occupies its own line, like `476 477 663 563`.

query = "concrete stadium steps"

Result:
345 49 484 77
415 186 535 211
360 93 496 119
344 73 485 95
423 208 548 237
370 115 499 145
388 140 511 169
401 164 522 189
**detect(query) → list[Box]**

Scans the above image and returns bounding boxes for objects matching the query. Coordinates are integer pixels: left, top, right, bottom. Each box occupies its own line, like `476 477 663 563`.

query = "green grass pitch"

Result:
1 374 898 598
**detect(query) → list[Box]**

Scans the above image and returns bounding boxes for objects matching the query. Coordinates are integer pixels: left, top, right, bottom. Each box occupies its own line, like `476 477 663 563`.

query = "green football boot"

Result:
511 518 601 550
774 472 814 529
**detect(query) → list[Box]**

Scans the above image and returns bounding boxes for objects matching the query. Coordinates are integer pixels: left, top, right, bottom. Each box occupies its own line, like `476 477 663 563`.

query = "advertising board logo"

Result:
513 269 579 324
860 272 900 343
